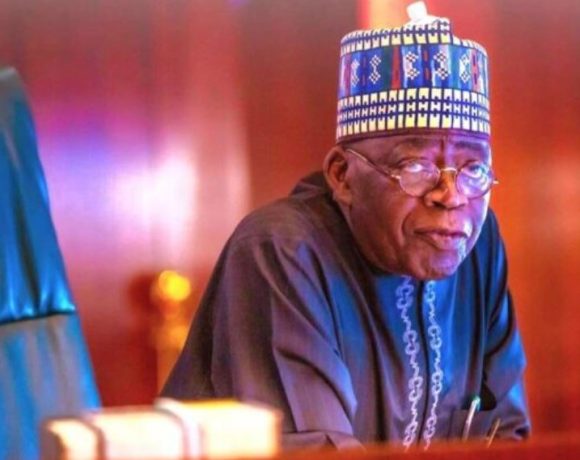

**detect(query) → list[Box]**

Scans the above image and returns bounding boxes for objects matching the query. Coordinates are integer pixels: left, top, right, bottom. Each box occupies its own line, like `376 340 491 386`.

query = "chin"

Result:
424 265 459 280
408 256 463 280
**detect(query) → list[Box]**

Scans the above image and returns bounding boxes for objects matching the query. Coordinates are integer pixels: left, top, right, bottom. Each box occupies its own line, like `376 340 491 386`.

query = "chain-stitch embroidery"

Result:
422 280 444 448
395 277 423 448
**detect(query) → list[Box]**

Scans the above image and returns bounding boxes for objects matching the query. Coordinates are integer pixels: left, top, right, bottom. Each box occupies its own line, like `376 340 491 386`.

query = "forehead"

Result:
350 132 492 163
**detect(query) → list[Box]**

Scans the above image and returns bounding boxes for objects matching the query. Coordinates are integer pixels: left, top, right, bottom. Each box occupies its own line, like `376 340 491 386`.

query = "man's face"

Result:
331 132 492 280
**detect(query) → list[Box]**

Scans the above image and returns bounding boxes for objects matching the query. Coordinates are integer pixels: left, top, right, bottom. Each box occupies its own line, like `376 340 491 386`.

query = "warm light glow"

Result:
110 148 198 268
151 153 199 264
359 0 408 28
154 270 192 303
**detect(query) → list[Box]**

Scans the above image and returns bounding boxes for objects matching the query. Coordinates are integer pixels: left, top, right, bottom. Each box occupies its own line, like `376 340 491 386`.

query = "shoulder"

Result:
476 209 501 245
228 182 343 255
235 198 319 242
462 208 510 315
472 209 507 272
211 180 356 293
458 209 507 294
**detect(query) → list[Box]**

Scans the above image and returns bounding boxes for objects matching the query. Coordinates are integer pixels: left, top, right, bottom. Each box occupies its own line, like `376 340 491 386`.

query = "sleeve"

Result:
481 212 531 440
162 232 363 450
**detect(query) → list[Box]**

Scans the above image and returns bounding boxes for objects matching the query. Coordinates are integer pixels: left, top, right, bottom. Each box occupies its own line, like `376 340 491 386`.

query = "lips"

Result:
414 227 470 251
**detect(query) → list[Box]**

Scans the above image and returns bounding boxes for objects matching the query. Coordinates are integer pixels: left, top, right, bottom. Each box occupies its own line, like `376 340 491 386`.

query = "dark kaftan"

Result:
162 172 530 449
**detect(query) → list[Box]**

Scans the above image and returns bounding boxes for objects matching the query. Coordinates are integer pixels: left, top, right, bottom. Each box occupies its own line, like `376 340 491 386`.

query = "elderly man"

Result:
162 6 530 450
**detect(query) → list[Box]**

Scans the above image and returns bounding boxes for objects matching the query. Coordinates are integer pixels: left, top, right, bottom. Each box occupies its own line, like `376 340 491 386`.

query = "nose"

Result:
423 168 469 209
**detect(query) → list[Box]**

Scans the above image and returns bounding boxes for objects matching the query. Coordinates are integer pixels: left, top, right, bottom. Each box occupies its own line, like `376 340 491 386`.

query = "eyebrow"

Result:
392 137 437 151
392 137 490 157
452 140 490 156
390 137 439 158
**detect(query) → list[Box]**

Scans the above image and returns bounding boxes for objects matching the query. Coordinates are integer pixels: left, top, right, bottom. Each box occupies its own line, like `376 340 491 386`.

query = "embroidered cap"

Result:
336 3 490 142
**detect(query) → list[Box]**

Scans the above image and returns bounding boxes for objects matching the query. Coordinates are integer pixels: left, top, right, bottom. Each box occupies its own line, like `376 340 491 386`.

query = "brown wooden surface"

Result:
0 0 577 436
283 433 580 459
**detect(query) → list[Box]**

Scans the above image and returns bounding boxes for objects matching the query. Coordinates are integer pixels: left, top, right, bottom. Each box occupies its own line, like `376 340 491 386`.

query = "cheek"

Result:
350 183 413 249
368 193 413 241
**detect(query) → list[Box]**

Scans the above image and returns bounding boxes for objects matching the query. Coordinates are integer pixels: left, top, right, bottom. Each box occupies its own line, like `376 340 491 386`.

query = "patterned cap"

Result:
336 15 490 142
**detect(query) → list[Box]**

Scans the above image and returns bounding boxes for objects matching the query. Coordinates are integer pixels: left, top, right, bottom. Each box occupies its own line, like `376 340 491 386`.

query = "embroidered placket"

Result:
395 277 423 448
396 278 444 449
422 280 444 448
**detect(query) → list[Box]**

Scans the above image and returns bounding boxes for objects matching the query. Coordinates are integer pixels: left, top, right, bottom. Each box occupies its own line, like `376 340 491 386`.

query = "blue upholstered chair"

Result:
0 67 100 460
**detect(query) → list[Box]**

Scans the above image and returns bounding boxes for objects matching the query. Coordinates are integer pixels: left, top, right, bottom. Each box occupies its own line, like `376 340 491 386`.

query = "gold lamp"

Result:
150 270 194 390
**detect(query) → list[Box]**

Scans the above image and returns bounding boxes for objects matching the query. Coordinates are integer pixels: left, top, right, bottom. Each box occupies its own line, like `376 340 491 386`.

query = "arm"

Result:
481 213 531 440
163 232 362 449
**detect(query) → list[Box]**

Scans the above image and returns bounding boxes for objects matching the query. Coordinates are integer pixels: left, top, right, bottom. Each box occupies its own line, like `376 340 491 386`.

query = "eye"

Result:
398 160 433 174
462 162 490 179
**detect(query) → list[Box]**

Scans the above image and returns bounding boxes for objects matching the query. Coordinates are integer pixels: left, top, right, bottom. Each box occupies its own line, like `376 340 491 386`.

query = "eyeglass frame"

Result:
344 147 499 199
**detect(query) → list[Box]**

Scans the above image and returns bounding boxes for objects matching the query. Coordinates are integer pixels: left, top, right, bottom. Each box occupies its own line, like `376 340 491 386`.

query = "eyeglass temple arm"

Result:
345 148 400 179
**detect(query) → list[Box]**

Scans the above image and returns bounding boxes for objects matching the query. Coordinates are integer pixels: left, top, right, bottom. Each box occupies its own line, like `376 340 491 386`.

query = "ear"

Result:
323 145 353 207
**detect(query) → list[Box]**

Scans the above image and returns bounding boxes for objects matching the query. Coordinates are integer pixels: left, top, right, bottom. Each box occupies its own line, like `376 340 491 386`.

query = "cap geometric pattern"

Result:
336 19 490 142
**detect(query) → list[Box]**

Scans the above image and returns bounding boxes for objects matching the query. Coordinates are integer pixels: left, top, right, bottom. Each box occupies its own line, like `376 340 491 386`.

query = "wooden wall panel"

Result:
0 0 250 405
488 0 580 434
238 0 357 207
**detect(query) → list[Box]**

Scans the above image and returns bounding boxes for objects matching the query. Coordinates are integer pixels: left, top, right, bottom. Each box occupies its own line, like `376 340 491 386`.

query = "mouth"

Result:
414 227 469 251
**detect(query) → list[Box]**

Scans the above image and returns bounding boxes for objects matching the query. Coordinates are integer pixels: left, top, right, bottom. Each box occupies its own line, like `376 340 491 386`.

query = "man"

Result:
162 6 531 450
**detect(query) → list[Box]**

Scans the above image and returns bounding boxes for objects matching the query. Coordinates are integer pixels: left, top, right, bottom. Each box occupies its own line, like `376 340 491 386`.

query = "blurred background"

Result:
0 0 577 437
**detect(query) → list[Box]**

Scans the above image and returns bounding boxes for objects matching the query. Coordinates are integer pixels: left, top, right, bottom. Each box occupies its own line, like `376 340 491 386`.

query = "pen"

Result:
486 417 501 447
461 395 481 441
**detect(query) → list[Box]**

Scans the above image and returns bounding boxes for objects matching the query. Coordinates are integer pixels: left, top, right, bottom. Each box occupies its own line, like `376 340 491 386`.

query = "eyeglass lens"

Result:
400 166 492 198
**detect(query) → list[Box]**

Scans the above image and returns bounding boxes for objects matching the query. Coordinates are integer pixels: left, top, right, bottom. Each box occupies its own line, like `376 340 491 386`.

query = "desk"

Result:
282 433 580 460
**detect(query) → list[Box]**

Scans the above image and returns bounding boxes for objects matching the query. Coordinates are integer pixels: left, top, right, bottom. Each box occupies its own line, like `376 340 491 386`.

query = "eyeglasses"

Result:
345 148 498 199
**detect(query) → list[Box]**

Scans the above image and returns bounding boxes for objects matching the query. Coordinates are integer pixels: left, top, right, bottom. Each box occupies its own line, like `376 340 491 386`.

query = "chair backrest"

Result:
0 67 100 460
